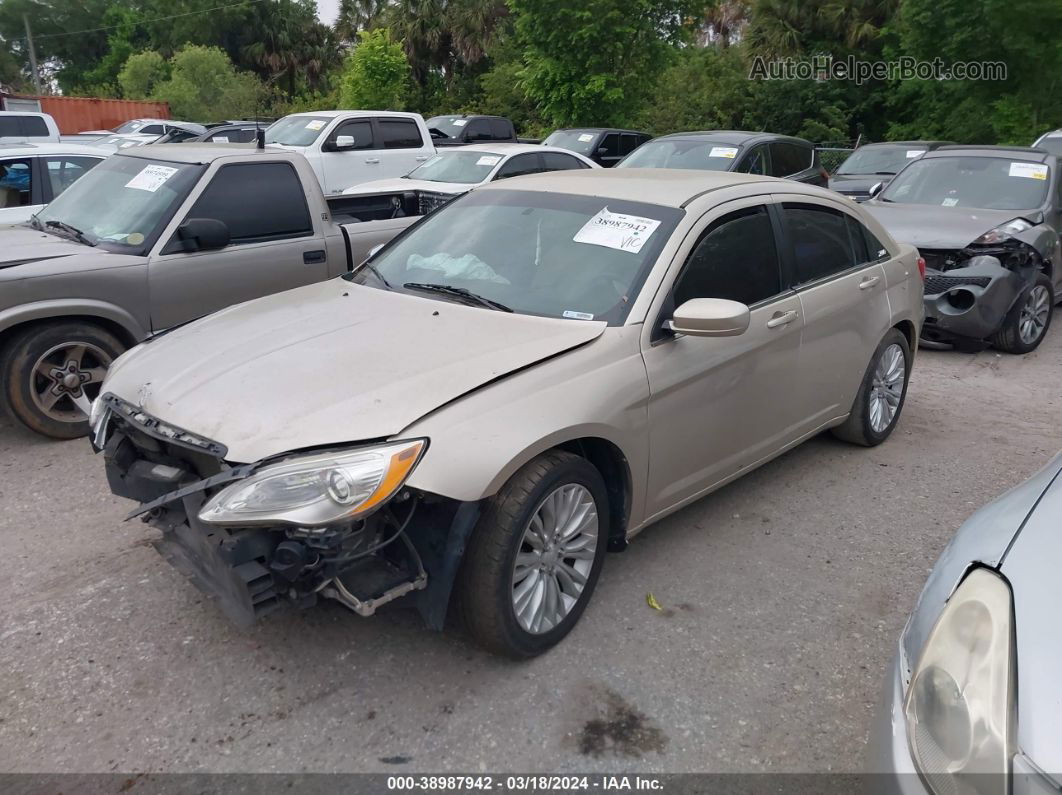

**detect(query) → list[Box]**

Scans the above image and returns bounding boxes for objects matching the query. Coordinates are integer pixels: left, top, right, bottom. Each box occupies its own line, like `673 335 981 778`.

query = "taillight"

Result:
917 256 926 280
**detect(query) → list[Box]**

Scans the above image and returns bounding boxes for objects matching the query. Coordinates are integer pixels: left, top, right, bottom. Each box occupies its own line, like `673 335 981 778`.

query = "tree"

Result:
511 0 690 127
338 28 411 110
118 49 168 99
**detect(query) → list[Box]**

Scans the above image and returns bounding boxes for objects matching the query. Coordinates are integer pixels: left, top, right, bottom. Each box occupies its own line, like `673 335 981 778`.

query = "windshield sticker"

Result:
305 119 326 131
1009 162 1048 180
452 119 467 127
905 149 925 158
214 135 229 143
124 164 179 193
942 197 959 206
573 207 662 254
476 155 502 166
126 233 145 245
577 133 594 143
709 146 739 159
563 310 595 320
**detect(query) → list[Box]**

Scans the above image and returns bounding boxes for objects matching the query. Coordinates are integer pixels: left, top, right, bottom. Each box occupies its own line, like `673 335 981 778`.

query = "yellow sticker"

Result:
1009 162 1047 180
126 232 144 245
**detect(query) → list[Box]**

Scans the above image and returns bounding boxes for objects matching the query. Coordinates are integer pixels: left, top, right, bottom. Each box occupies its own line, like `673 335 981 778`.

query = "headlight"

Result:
905 568 1014 795
88 397 105 431
198 439 426 527
973 218 1032 245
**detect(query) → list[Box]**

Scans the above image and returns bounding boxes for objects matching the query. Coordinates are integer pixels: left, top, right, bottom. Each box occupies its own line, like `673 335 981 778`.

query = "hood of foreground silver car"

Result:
102 278 607 463
863 202 1031 249
0 226 90 271
998 461 1062 779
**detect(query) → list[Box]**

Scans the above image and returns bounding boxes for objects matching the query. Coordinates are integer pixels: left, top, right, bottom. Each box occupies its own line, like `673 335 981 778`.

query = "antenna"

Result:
254 87 264 149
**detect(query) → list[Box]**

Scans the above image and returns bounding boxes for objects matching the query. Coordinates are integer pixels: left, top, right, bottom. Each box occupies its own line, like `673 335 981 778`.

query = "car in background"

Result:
0 143 106 224
864 145 1061 353
425 114 518 146
541 128 652 167
83 119 207 145
90 168 921 657
1032 129 1062 157
0 111 60 143
868 452 1062 795
189 123 262 144
264 111 436 195
341 143 597 217
829 141 952 201
617 130 829 186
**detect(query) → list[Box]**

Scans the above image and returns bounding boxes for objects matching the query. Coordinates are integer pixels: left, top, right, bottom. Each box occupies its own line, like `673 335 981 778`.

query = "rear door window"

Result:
736 145 769 175
782 203 860 284
464 120 493 142
599 134 622 160
541 152 590 171
770 143 812 177
0 117 21 136
494 153 543 179
378 118 424 149
186 162 313 244
489 118 512 140
619 134 641 156
20 116 49 137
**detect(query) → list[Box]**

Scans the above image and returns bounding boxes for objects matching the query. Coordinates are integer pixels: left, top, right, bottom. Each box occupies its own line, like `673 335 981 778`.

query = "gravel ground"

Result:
1 333 1060 775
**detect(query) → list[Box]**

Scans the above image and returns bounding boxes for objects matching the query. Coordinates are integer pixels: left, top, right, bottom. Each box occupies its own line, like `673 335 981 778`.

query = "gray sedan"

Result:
868 452 1062 793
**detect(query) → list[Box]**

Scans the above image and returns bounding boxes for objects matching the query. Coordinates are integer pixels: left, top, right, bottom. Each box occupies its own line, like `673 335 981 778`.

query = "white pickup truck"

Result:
264 111 437 195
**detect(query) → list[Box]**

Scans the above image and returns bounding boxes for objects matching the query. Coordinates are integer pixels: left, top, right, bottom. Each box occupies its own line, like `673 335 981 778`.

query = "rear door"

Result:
373 117 433 182
642 198 806 517
147 161 328 330
776 196 892 426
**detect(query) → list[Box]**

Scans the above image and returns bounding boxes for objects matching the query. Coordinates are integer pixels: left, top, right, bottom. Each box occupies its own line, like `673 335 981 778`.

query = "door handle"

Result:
303 249 326 264
859 275 881 290
766 310 798 329
365 158 381 164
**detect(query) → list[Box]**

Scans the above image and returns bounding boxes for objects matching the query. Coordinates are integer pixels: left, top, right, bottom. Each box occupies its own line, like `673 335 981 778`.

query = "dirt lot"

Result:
1 333 1060 775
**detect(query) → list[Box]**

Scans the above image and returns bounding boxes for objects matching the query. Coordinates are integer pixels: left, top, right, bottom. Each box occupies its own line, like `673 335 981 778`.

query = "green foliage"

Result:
118 50 168 100
338 28 411 110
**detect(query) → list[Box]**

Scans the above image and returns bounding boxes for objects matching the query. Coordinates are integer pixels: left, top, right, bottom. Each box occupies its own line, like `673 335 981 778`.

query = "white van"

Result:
264 111 436 195
0 111 61 143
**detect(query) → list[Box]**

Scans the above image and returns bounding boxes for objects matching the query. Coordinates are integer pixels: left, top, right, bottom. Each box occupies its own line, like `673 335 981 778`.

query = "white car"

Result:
0 143 107 224
341 143 599 204
79 119 207 145
0 111 61 143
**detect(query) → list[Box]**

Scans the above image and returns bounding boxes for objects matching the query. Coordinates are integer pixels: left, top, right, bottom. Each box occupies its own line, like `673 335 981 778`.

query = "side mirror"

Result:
324 134 357 152
868 181 884 199
177 218 230 252
668 298 750 337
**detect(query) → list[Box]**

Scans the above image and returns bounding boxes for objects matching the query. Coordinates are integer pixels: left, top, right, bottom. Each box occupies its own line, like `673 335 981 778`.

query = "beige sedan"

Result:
92 169 924 657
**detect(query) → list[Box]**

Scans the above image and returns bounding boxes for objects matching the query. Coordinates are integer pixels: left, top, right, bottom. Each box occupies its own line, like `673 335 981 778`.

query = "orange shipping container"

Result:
10 96 170 134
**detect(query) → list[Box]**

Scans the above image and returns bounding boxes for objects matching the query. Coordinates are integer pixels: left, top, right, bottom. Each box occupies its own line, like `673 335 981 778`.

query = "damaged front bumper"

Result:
92 394 478 630
919 252 1033 345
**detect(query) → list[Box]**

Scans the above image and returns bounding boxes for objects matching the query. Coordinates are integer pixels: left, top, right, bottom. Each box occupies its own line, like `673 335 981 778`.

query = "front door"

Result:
147 161 328 331
642 200 805 518
319 118 377 194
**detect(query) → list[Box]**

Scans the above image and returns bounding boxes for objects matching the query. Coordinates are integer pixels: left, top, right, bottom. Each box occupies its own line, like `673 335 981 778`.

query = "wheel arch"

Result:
0 302 145 355
892 318 917 352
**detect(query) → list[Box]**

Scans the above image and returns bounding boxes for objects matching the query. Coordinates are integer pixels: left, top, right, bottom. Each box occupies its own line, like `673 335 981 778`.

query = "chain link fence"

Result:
816 141 858 174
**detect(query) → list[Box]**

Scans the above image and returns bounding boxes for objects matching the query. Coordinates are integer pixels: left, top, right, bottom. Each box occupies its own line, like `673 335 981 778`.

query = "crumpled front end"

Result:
92 393 475 630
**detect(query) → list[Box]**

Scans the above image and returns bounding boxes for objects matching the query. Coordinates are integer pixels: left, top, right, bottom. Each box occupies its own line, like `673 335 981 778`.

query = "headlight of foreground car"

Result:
905 568 1015 795
973 218 1032 245
88 397 105 430
198 439 426 528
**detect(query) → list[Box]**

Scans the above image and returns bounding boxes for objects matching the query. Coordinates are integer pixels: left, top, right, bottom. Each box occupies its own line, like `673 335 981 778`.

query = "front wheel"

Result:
991 273 1053 354
456 451 609 658
831 329 912 447
1 321 124 439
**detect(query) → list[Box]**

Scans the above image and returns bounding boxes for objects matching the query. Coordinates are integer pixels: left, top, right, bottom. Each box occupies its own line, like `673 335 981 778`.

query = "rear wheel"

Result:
457 451 609 658
991 273 1053 354
831 329 911 447
1 322 124 439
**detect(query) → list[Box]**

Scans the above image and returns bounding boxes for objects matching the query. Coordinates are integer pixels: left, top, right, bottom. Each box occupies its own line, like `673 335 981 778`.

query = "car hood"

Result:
828 174 891 194
862 202 1028 249
103 278 606 463
0 227 97 273
998 460 1062 778
343 177 471 196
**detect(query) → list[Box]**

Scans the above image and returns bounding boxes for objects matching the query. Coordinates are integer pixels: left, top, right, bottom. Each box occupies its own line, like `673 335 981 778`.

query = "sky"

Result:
316 0 341 25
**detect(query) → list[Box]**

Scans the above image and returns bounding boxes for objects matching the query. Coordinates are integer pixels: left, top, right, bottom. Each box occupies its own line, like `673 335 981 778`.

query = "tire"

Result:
830 328 912 447
1 321 125 439
456 450 609 658
991 272 1053 354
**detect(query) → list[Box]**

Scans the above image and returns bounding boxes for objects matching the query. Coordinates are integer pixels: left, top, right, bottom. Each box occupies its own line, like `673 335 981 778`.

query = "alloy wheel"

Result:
29 342 112 423
868 342 905 434
1018 285 1051 345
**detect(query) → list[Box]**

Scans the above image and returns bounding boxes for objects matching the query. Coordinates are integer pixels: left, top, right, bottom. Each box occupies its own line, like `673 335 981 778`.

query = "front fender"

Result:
0 298 148 341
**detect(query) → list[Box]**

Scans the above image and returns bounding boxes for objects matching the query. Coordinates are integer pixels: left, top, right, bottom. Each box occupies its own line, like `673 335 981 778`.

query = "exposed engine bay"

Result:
328 189 456 224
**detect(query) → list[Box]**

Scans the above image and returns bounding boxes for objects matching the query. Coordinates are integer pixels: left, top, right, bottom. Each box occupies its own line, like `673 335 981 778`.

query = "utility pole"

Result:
23 14 43 95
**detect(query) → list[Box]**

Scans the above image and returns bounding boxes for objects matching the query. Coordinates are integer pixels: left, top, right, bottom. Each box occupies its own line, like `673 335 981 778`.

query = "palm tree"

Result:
698 1 750 48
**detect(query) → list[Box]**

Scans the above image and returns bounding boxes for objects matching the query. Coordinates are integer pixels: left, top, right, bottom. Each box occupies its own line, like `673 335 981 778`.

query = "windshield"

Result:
1034 134 1062 157
618 138 741 170
425 116 470 139
542 130 599 155
880 156 1050 211
264 116 331 146
35 155 203 251
113 120 149 134
350 189 683 325
836 144 927 175
406 151 503 184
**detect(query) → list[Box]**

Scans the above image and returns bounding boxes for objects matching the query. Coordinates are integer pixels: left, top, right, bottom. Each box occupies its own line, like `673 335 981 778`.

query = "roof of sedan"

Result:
654 130 811 146
929 145 1051 162
118 143 261 163
475 167 791 207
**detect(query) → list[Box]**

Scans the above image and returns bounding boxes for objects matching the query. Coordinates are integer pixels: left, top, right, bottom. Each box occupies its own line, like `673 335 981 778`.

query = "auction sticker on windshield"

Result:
1009 162 1048 180
578 134 594 142
905 149 925 158
709 146 739 159
125 164 179 193
476 155 501 166
305 119 326 131
573 207 661 254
